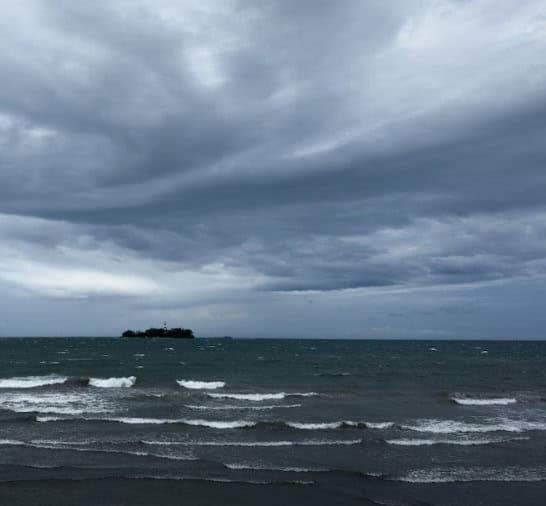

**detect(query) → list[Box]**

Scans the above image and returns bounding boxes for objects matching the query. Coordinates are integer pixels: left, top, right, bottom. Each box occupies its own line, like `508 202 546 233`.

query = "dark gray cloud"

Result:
1 0 546 337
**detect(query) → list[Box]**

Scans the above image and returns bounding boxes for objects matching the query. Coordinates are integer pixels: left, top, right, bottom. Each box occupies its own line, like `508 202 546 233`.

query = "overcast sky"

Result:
1 0 546 338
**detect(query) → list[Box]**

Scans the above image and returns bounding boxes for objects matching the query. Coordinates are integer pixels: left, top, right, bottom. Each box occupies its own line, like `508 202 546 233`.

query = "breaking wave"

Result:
184 404 301 411
207 392 318 401
143 439 362 447
177 380 225 390
0 375 67 389
402 418 546 434
89 376 136 388
450 396 517 406
386 436 529 446
0 439 25 446
285 421 394 430
36 416 256 428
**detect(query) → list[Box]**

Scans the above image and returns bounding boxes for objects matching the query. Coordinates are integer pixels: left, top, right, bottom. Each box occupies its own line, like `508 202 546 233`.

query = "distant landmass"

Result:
121 327 194 339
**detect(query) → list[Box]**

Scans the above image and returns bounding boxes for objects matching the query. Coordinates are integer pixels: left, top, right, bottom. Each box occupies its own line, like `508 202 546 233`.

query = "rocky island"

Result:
121 325 194 339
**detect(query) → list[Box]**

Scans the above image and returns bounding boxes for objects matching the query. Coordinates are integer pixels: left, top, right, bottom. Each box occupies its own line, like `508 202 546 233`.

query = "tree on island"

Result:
121 327 194 338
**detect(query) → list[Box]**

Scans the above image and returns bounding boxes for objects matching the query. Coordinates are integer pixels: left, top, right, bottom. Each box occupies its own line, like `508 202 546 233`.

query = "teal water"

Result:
0 338 545 505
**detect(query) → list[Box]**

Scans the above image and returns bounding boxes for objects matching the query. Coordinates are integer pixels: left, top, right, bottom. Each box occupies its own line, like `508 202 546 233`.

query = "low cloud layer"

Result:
1 1 546 337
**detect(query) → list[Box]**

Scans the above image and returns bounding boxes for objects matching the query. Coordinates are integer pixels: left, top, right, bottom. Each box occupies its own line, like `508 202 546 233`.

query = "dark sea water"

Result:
1 338 545 505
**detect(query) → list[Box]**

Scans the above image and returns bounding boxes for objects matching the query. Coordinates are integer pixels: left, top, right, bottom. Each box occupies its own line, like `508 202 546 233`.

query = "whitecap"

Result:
207 392 318 401
179 419 255 429
286 422 344 430
0 439 25 446
37 416 255 428
142 439 361 447
402 418 546 434
0 375 67 389
89 376 136 388
451 396 517 406
363 422 396 429
177 380 225 390
285 420 394 430
184 404 301 411
386 436 529 446
225 463 328 472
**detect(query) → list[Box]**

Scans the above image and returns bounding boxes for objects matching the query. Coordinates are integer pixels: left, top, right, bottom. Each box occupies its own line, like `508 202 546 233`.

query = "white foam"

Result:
177 380 226 390
451 396 517 406
363 422 395 429
37 416 255 428
89 376 136 388
285 420 393 430
207 392 318 401
402 418 546 434
225 463 328 472
179 419 256 429
185 404 302 411
0 392 111 415
397 466 546 483
0 439 25 446
142 439 362 447
286 422 344 430
0 375 67 389
386 437 529 446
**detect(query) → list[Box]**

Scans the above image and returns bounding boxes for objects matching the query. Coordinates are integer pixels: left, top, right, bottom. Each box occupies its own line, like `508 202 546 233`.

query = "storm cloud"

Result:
1 0 546 337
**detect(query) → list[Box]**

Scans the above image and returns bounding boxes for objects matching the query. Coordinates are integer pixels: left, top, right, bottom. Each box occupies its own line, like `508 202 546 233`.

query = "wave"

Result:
143 439 362 447
35 415 395 432
0 392 111 415
177 419 255 429
124 475 315 486
12 440 196 461
363 422 395 429
285 421 394 430
402 418 546 434
395 466 546 483
89 376 136 388
184 404 302 411
0 439 25 446
386 436 529 446
451 396 517 406
36 416 255 428
207 392 318 401
225 463 328 472
0 375 67 389
286 422 344 430
177 380 225 390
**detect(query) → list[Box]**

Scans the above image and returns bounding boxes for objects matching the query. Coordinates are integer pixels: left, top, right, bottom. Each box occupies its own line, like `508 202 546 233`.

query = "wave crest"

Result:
0 375 67 389
177 380 225 390
451 396 517 406
89 376 136 388
402 419 546 434
386 436 529 446
207 392 318 401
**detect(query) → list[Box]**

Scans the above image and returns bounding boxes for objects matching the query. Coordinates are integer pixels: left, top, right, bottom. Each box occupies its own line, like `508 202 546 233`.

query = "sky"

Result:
1 0 546 338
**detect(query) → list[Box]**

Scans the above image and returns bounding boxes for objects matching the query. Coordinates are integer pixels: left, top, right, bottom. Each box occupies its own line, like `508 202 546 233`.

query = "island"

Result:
121 325 194 339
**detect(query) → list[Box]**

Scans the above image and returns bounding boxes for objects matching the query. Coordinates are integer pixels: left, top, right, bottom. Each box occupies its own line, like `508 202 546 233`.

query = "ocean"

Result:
0 338 545 505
